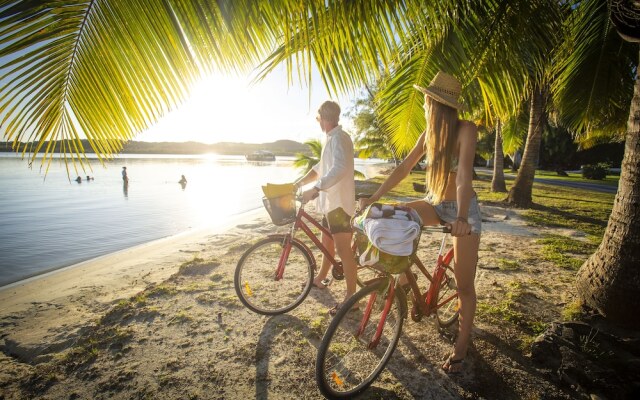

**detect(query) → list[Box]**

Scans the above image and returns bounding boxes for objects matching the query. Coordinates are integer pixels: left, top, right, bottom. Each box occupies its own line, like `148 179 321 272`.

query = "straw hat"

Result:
413 71 463 110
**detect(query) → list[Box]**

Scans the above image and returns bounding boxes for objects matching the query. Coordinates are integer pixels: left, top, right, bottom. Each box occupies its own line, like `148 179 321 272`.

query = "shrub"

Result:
582 163 609 180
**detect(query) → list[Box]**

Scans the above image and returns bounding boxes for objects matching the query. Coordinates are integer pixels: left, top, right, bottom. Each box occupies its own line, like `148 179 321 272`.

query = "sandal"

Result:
442 355 465 375
311 278 331 290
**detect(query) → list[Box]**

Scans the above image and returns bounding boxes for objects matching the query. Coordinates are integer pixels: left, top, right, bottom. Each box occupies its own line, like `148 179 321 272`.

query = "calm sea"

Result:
0 153 383 286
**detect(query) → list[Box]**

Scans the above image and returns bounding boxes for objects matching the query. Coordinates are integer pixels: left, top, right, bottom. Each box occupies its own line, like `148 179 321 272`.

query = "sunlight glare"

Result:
137 67 353 145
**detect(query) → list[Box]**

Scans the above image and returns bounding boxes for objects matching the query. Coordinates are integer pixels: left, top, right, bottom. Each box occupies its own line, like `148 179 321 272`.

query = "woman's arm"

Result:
452 121 478 236
360 131 426 208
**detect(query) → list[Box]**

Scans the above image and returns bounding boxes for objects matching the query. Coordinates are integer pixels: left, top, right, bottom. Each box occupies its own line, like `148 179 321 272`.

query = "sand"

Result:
0 202 586 399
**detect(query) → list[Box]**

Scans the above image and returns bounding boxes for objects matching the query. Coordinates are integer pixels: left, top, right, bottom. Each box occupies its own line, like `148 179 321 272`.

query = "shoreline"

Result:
0 207 264 315
0 202 265 291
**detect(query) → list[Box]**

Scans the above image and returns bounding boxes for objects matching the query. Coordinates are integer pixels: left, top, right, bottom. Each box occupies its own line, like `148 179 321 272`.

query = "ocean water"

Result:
0 153 383 286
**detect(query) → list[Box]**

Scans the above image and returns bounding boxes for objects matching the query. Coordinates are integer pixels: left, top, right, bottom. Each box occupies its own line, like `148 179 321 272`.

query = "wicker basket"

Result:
353 231 415 274
263 194 296 226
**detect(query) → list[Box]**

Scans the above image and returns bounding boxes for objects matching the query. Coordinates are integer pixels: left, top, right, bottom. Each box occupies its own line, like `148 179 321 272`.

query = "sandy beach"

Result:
0 200 594 399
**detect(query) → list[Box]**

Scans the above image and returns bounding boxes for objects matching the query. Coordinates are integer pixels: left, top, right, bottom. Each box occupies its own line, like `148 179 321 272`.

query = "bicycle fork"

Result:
356 278 397 350
275 236 293 281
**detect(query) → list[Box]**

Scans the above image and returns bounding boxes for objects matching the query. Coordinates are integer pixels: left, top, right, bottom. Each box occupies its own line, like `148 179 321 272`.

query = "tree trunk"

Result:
506 86 546 207
491 119 507 192
576 54 640 328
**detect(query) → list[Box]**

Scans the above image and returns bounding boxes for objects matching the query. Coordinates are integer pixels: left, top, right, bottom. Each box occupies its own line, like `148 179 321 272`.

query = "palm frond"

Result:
551 0 637 141
293 138 321 175
501 112 528 155
372 1 561 154
0 0 282 169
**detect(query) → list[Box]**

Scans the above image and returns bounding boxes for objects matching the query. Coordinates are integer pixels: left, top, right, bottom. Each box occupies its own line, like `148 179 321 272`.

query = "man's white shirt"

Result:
312 125 356 216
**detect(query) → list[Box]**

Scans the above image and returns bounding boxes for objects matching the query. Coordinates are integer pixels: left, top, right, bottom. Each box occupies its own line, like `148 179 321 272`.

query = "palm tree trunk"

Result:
576 54 640 327
491 119 507 192
506 86 546 207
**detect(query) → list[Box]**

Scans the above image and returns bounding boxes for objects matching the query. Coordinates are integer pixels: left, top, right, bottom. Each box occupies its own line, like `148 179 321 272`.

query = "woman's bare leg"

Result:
404 200 442 226
445 232 480 372
406 199 480 372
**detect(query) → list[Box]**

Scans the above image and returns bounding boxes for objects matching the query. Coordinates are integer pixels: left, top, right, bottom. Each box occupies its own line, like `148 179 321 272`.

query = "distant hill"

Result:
0 139 311 156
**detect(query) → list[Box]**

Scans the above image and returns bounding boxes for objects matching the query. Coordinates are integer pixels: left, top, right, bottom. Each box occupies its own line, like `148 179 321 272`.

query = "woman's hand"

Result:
448 218 472 237
358 196 376 211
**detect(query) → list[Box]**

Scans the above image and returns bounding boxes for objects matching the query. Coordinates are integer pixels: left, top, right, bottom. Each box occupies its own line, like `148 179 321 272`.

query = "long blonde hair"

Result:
423 97 459 204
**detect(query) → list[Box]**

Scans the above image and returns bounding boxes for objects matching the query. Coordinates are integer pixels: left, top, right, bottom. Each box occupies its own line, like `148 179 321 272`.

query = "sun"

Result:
137 66 353 146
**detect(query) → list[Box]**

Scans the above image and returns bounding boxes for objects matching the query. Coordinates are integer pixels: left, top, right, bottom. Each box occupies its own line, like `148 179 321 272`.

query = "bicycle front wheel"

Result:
234 236 313 315
316 279 406 399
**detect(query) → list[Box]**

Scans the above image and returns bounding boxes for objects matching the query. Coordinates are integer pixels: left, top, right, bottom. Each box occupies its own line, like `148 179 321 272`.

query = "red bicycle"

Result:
315 226 459 399
234 192 373 315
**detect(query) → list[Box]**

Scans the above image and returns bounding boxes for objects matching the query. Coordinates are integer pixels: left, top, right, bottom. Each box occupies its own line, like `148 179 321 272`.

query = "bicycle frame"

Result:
355 230 457 350
275 203 340 280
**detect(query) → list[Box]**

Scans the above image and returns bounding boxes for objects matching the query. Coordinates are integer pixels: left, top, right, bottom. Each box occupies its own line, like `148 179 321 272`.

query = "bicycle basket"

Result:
263 194 296 226
353 231 414 274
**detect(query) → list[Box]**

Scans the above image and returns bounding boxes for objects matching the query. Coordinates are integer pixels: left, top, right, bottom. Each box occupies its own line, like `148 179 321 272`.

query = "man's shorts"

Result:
321 207 353 234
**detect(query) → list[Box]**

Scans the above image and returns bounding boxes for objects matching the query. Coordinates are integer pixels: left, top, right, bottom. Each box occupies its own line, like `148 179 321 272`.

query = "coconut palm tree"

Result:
568 0 640 327
348 86 398 162
506 85 549 206
491 119 507 192
293 138 365 179
293 139 322 176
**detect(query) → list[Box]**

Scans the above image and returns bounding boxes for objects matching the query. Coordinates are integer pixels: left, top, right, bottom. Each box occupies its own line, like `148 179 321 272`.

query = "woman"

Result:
360 71 481 374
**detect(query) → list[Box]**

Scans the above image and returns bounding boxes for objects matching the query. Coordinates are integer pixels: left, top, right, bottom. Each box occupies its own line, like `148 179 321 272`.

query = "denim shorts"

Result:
432 196 482 234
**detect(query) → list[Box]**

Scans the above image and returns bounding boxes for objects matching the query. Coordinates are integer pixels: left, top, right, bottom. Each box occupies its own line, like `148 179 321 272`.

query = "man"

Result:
122 166 128 182
294 100 357 315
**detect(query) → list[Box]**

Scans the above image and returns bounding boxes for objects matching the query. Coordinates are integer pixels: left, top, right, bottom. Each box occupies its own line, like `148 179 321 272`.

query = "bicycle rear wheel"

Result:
316 279 406 399
234 236 313 315
436 262 459 328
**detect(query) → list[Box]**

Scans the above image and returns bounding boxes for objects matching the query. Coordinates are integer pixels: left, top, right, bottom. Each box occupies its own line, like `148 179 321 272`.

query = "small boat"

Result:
245 150 276 162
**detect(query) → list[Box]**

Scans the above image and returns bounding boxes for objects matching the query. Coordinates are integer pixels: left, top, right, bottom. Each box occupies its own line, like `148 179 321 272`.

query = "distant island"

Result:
0 139 312 157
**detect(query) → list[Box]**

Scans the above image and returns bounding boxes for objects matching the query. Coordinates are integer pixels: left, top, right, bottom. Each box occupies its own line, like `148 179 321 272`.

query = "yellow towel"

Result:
261 183 295 199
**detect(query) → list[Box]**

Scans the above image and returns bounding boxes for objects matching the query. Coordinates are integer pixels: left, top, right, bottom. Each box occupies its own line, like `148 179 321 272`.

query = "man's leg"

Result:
313 230 334 287
334 231 357 300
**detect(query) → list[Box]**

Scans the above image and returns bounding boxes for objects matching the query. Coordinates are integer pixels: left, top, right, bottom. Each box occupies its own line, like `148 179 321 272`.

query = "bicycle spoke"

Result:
436 263 459 328
235 237 312 315
317 281 403 398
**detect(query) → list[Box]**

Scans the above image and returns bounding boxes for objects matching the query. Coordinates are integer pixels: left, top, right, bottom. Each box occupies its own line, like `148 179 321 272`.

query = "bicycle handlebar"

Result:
422 225 452 234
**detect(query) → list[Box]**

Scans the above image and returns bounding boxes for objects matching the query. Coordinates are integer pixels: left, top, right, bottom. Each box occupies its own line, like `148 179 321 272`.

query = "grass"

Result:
562 300 585 321
147 285 177 297
372 171 614 240
497 258 521 271
534 170 620 187
476 281 547 340
537 235 596 270
169 310 194 325
310 315 326 336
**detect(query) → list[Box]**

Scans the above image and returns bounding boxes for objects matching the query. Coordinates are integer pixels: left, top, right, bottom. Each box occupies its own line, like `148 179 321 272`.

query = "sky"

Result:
135 64 357 145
